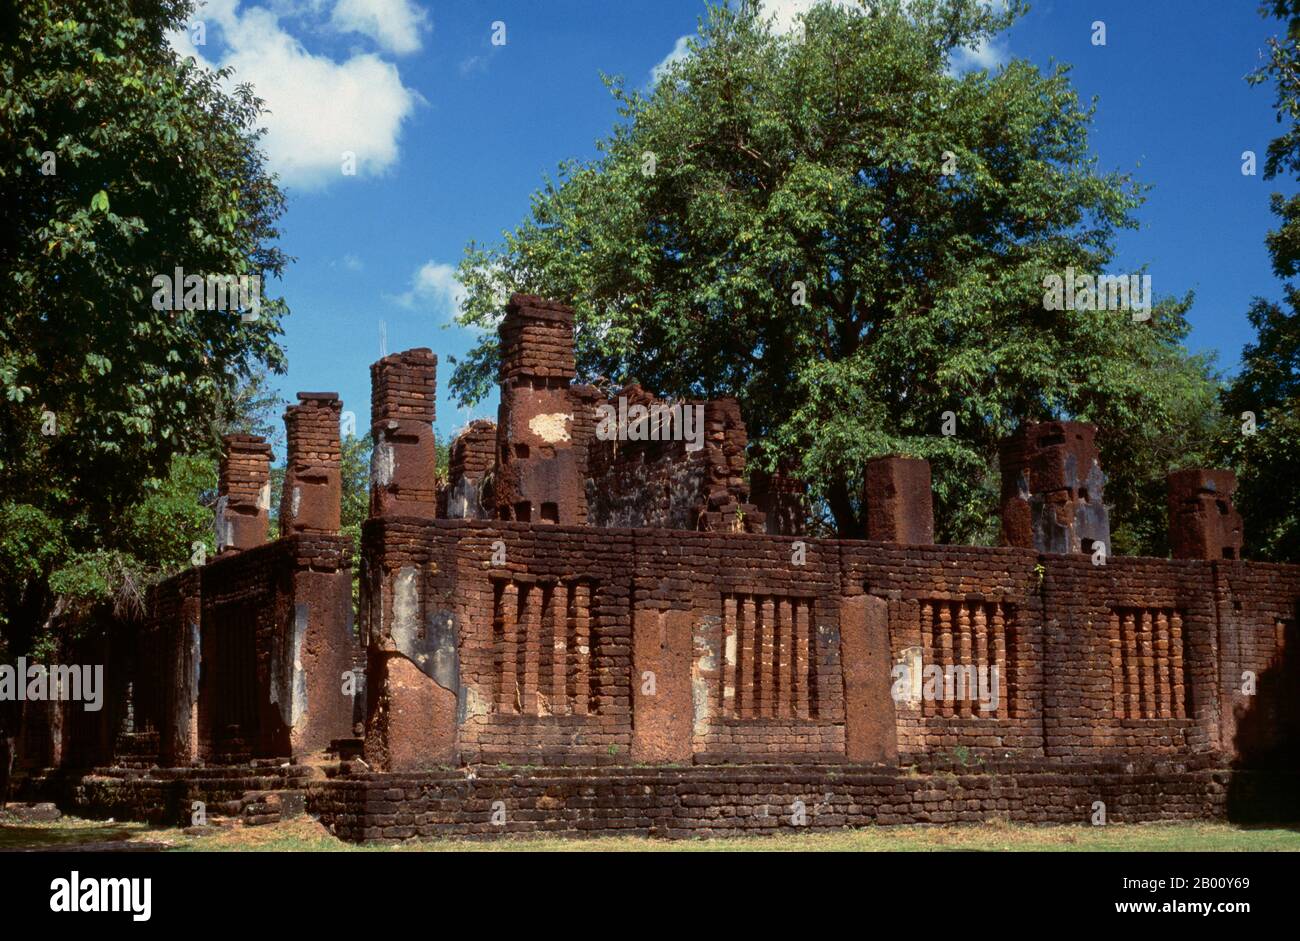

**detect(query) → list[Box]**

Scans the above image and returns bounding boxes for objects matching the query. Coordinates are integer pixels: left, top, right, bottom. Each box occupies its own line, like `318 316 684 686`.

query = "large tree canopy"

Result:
1220 1 1300 563
0 0 290 650
449 0 1220 547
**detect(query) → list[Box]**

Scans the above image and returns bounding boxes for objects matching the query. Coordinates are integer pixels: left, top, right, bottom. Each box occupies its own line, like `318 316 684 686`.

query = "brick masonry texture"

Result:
361 518 1300 773
307 762 1300 841
17 294 1300 844
216 434 272 552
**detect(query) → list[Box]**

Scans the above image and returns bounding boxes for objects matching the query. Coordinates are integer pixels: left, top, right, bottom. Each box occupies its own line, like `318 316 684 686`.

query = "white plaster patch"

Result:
372 439 395 486
214 495 231 550
462 684 490 720
528 412 572 443
391 566 420 650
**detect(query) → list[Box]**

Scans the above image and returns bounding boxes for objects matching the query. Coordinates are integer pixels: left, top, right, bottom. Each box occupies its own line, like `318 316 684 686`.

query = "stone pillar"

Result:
370 348 439 519
494 294 587 524
693 398 762 533
287 558 357 756
216 434 272 552
281 392 343 535
840 594 898 764
444 419 496 519
631 608 693 763
159 570 201 766
364 564 459 771
863 456 934 544
999 420 1110 555
1168 469 1244 560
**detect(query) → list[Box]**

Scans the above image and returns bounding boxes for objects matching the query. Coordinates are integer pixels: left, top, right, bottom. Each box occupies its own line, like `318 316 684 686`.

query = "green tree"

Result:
1218 2 1300 562
0 0 289 652
449 0 1219 547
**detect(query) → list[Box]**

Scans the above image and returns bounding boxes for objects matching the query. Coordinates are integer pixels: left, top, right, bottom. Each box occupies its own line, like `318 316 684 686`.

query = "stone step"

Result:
239 789 306 826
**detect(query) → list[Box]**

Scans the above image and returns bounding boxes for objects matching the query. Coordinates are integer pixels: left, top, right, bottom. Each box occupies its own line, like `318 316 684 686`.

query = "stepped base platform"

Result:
307 759 1300 842
16 759 1300 842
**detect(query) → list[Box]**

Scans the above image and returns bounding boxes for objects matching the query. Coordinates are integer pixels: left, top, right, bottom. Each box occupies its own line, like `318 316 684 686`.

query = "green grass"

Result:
5 815 1300 852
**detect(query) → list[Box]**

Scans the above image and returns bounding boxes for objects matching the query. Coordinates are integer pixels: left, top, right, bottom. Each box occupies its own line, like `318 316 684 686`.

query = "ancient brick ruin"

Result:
11 294 1299 840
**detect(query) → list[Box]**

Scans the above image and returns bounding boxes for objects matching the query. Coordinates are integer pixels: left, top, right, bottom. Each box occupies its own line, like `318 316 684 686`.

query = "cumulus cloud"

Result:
650 34 693 84
650 0 1010 82
948 35 1010 73
390 261 467 318
171 1 420 191
331 0 430 56
758 0 854 34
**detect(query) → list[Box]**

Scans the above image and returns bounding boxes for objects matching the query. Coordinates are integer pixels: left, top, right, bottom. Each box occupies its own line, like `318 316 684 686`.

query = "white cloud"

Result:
948 35 1010 73
759 0 846 34
651 0 1010 82
171 1 420 191
331 0 429 56
650 35 693 84
391 261 467 318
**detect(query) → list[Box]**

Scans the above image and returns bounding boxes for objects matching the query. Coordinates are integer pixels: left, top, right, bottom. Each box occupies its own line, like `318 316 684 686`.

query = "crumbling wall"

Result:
197 536 354 762
443 419 496 519
750 464 809 536
281 393 343 535
1169 468 1245 561
1213 559 1300 765
370 348 439 519
1039 554 1221 759
216 434 272 552
129 569 201 766
1000 420 1110 555
585 386 763 533
362 518 635 770
494 296 590 525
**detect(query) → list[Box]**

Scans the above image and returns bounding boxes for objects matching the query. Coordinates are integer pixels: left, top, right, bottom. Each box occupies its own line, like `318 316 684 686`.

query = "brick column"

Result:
444 419 496 519
999 420 1110 555
631 608 693 762
216 434 272 552
750 463 808 536
370 349 439 518
840 594 898 763
1168 469 1244 560
281 392 343 535
864 456 934 544
494 294 587 524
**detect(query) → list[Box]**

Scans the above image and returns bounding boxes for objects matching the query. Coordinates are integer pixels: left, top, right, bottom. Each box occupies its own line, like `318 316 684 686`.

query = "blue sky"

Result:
174 0 1295 448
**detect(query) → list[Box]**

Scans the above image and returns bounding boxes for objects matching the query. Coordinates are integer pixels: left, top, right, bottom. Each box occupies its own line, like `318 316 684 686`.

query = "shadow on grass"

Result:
0 821 168 852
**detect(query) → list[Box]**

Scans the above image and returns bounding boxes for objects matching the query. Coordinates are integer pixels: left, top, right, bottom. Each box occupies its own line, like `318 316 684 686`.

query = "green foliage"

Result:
0 0 289 651
117 452 217 573
1 0 288 516
1216 2 1300 563
450 0 1220 547
340 432 372 617
1222 296 1300 562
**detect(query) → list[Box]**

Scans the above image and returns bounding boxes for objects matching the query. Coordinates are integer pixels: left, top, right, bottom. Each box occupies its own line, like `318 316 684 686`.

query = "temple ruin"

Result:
8 294 1299 839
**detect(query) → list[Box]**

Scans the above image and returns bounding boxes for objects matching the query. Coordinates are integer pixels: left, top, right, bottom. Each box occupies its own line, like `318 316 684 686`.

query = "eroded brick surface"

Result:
23 295 1300 842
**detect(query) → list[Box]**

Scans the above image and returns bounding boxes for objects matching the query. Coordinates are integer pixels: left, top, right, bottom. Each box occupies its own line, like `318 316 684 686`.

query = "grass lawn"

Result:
4 815 1300 851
